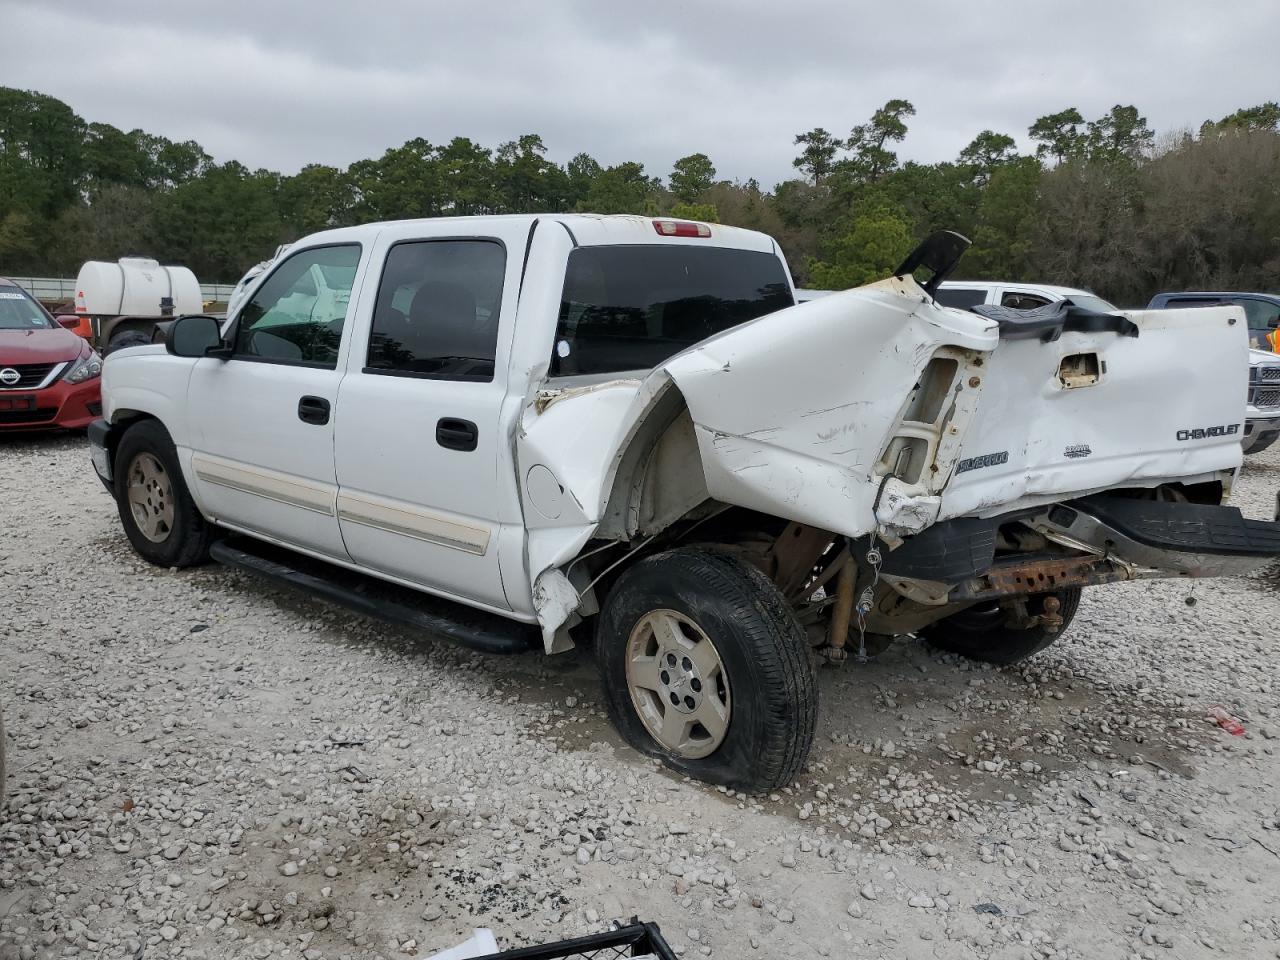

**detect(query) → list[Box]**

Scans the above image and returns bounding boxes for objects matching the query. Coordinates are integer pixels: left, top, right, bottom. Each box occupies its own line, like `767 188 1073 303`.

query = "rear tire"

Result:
113 420 213 567
597 547 816 792
921 587 1082 665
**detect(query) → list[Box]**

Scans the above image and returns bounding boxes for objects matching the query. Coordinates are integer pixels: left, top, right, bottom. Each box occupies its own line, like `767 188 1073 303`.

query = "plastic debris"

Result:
1208 706 1245 736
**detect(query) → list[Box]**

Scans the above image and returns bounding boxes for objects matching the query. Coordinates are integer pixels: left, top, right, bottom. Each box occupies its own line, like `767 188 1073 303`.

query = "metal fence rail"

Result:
6 276 238 304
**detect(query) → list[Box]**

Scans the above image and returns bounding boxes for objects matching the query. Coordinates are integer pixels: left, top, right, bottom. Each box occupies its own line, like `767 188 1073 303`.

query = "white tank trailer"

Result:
74 258 204 352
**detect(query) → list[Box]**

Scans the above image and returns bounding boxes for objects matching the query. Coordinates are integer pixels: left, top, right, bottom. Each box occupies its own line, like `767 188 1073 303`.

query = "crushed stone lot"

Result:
2 435 1279 960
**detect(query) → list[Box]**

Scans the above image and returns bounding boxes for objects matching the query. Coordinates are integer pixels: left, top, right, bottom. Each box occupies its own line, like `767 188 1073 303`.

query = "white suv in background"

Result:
932 281 1120 313
798 281 1119 313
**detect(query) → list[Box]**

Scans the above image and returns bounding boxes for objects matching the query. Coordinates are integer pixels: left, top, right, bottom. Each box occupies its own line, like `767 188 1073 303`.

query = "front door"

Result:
186 243 366 559
333 227 528 612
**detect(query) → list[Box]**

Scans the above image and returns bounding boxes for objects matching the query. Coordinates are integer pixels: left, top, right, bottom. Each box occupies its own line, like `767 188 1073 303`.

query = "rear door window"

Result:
552 245 793 376
365 239 507 382
934 287 988 310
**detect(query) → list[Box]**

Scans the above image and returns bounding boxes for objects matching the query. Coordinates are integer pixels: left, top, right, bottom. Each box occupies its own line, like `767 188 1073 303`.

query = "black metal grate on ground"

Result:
471 922 677 960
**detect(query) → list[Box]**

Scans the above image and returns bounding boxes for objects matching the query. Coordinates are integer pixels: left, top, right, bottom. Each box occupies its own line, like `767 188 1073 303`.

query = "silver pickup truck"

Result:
89 219 1280 791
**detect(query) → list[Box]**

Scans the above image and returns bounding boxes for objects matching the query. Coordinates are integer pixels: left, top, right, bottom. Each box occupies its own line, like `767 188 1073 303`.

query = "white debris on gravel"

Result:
2 435 1280 959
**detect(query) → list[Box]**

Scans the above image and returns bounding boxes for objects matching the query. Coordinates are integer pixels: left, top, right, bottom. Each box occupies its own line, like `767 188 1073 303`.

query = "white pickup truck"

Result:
89 215 1280 791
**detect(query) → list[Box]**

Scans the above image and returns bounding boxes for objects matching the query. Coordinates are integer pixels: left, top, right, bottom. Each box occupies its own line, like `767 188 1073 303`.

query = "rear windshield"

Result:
551 245 794 376
0 285 53 330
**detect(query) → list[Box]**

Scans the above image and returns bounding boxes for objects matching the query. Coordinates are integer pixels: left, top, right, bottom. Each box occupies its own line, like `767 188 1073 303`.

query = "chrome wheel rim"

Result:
625 609 730 760
126 452 175 543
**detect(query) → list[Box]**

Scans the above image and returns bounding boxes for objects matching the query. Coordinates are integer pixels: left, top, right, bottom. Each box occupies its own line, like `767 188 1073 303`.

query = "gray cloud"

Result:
2 0 1274 186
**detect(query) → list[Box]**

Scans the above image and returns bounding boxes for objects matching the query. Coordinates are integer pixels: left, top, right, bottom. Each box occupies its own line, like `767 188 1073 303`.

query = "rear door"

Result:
333 222 532 612
186 243 366 558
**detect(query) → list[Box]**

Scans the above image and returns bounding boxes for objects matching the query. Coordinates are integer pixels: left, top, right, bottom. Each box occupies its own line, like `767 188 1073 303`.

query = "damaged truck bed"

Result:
93 218 1280 792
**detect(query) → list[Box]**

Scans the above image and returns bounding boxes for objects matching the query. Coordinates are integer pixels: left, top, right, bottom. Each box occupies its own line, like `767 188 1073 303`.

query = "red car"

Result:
0 278 102 430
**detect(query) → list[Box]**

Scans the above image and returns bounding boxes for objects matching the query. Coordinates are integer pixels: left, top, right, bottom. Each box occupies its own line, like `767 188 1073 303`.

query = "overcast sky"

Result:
2 0 1275 186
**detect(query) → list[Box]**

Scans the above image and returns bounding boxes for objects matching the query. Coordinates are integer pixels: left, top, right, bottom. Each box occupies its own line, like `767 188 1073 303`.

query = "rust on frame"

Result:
952 554 1138 601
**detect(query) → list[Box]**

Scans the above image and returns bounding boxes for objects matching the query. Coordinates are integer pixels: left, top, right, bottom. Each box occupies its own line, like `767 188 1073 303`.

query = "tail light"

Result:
652 220 711 238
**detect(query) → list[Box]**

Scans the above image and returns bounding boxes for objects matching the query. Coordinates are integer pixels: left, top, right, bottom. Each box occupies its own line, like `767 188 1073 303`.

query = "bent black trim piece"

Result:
894 230 971 298
879 515 999 583
1070 495 1280 557
210 537 539 655
972 300 1140 343
468 921 677 960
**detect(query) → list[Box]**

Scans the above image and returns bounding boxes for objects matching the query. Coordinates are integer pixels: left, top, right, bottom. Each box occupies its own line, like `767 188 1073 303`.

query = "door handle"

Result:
297 395 331 425
436 417 478 452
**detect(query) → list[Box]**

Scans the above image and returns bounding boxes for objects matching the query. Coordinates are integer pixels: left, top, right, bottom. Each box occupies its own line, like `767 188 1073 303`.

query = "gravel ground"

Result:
2 434 1279 960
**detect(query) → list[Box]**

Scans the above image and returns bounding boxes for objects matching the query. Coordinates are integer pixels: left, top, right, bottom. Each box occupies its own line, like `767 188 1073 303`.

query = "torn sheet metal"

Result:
663 276 996 539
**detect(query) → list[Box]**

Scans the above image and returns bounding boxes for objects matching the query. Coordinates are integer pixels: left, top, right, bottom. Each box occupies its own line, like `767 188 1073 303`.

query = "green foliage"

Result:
669 153 716 203
807 211 912 290
1201 102 1280 135
0 83 1279 306
959 131 1018 184
1086 105 1153 162
842 99 916 183
962 157 1043 279
579 162 659 214
669 202 719 223
1029 108 1086 163
792 128 840 184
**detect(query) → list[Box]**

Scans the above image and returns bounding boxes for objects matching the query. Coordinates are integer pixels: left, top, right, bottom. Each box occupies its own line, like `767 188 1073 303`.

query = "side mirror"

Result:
165 315 226 359
56 315 81 330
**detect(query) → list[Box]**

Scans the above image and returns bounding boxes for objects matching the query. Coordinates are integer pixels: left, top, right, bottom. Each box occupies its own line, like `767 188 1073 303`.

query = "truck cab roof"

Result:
290 214 781 256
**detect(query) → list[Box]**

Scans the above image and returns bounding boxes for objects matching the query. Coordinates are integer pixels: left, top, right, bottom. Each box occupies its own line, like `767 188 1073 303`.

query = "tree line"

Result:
2 85 1278 304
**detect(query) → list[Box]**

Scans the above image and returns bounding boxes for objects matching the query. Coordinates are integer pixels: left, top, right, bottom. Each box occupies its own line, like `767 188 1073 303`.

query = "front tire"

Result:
921 588 1082 665
113 420 213 567
597 548 816 792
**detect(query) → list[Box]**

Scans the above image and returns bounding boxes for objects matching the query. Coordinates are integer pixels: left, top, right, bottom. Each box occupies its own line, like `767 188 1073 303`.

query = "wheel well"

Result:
597 382 712 542
106 410 160 466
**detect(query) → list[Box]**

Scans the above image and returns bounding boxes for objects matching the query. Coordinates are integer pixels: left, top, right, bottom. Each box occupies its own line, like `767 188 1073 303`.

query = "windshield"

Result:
0 285 55 330
1066 293 1120 313
551 245 794 376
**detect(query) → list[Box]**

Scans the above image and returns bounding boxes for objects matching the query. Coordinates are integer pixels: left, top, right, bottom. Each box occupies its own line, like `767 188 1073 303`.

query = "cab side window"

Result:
234 245 361 368
365 240 506 382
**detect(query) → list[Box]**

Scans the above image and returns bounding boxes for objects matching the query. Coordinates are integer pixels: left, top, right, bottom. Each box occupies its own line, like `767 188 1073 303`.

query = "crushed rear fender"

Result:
663 275 997 539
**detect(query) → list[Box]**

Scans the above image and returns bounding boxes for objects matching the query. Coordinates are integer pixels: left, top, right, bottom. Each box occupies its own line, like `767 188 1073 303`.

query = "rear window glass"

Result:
934 287 987 310
551 245 794 376
0 285 53 330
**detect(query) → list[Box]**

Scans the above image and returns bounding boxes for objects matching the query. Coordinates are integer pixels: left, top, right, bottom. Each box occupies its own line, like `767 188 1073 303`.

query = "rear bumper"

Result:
0 376 101 431
881 495 1280 603
1244 412 1280 443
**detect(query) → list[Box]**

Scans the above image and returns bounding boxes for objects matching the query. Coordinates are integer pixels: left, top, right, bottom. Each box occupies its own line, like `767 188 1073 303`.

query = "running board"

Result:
209 538 539 655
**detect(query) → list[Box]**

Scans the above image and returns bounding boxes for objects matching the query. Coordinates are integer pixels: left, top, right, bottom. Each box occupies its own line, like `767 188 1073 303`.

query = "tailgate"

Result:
939 305 1248 520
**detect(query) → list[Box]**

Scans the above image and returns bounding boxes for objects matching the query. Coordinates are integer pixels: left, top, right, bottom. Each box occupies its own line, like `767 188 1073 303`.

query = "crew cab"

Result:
1147 292 1280 454
88 216 1280 792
